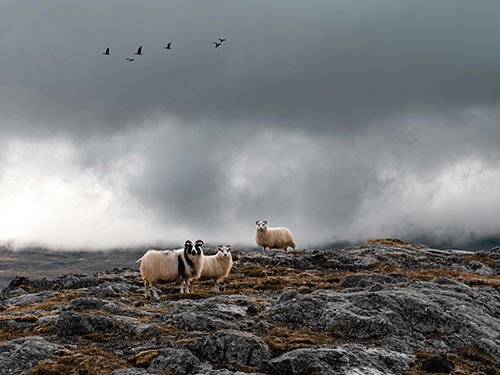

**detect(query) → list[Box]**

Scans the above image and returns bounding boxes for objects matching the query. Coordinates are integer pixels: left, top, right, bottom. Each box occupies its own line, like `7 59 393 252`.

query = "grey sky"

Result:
1 1 500 249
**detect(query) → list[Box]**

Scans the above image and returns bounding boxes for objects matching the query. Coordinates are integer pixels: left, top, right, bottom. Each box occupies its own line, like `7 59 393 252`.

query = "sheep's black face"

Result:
184 240 194 255
255 220 268 231
194 239 204 255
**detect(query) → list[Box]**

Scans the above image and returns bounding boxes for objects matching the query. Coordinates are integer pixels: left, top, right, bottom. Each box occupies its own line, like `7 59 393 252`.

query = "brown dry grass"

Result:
404 269 500 287
29 347 130 375
400 346 500 375
0 326 31 343
364 238 425 249
463 255 500 271
263 326 346 357
3 291 90 314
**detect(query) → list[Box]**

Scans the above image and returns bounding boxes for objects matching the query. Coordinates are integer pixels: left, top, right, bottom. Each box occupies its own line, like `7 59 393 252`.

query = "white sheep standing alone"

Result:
255 220 296 255
192 245 233 293
137 239 205 299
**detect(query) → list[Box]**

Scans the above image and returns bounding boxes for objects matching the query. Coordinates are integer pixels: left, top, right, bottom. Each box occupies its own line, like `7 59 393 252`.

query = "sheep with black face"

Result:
137 239 205 299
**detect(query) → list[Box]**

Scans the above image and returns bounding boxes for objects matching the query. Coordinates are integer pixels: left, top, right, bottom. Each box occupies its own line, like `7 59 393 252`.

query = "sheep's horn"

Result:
195 239 204 245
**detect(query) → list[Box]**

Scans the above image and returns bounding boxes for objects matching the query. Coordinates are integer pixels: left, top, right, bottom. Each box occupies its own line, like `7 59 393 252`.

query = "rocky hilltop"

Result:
1 239 499 375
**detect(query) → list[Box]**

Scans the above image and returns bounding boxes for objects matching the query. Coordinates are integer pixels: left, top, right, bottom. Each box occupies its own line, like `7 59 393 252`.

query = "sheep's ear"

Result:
263 221 268 225
255 221 260 225
195 239 204 245
217 245 222 250
227 245 232 251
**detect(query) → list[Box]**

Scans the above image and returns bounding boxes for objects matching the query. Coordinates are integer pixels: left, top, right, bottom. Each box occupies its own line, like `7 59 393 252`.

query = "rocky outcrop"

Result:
0 241 499 374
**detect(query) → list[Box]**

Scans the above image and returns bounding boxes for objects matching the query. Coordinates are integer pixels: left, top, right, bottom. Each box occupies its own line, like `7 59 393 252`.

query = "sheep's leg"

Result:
189 279 195 293
151 285 160 300
180 281 185 293
144 281 149 299
284 246 289 254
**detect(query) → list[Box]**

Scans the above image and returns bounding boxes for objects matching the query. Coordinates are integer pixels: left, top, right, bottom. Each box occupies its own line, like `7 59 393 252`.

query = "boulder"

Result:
196 329 271 368
0 336 65 374
266 345 414 375
148 348 199 374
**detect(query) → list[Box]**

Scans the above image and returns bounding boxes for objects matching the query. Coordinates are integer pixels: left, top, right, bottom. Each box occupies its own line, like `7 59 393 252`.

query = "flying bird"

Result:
102 48 110 55
218 38 226 43
213 41 222 48
133 46 143 55
126 57 135 62
163 42 172 50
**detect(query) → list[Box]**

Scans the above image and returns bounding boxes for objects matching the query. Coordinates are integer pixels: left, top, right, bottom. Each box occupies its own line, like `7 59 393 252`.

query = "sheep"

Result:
137 239 205 299
192 245 233 293
255 220 296 255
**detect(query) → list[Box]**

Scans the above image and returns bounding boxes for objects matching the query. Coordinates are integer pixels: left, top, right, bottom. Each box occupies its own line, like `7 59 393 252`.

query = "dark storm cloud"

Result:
1 1 500 248
2 0 500 136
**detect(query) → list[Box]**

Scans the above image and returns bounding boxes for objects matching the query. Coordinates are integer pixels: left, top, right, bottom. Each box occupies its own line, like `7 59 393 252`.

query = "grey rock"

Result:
92 282 131 297
0 319 32 332
64 296 122 313
134 323 162 338
55 311 120 336
148 348 199 374
111 369 149 375
165 312 237 331
196 329 271 368
266 345 414 375
36 314 60 325
0 336 65 374
268 281 500 357
53 274 100 290
4 291 57 306
340 273 407 288
194 361 266 375
246 302 259 315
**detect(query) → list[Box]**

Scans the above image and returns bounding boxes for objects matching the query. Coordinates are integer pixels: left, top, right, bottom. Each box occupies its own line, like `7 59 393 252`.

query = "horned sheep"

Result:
137 239 205 299
192 245 233 293
255 220 296 255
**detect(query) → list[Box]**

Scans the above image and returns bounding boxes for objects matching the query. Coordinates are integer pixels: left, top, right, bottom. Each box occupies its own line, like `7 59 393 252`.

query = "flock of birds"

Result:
101 38 227 62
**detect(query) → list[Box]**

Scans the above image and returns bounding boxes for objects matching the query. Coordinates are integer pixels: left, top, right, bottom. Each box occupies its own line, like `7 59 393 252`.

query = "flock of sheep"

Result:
137 220 296 300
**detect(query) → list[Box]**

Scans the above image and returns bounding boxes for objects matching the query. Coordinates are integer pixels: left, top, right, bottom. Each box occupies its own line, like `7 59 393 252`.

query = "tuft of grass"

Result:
363 238 425 249
405 269 500 287
263 326 346 357
228 361 261 373
29 347 129 375
0 326 31 343
401 346 500 375
463 255 500 271
128 350 159 368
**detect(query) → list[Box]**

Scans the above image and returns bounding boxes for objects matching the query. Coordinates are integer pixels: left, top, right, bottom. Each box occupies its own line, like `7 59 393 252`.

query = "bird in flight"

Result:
102 48 110 55
163 42 172 50
218 38 226 43
126 57 135 62
133 46 143 55
213 41 222 48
